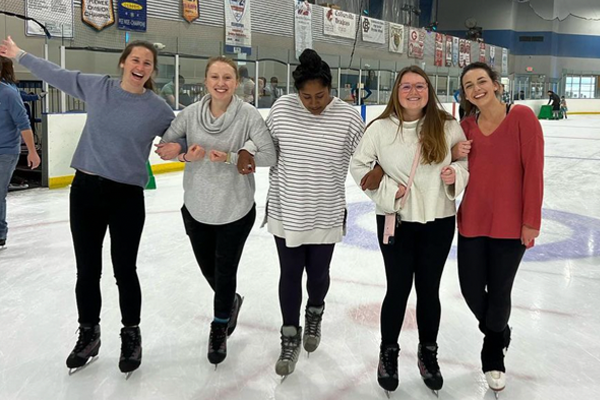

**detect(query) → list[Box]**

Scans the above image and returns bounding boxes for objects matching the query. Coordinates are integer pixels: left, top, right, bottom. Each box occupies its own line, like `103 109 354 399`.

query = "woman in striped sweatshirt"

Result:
350 65 469 396
265 49 365 378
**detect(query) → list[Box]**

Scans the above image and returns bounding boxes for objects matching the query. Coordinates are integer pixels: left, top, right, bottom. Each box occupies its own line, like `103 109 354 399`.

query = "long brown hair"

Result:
118 41 158 91
0 56 18 84
459 61 502 117
367 65 453 165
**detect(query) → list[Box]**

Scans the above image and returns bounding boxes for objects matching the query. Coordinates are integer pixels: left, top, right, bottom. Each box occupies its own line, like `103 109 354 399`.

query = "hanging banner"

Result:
82 0 115 31
182 0 199 23
502 48 508 75
445 35 452 67
459 39 466 67
465 41 472 65
323 8 356 39
489 46 496 68
434 33 444 67
479 43 486 63
452 36 459 66
295 1 312 59
118 0 147 32
361 16 385 44
388 23 404 54
408 28 425 59
25 0 74 38
224 0 252 55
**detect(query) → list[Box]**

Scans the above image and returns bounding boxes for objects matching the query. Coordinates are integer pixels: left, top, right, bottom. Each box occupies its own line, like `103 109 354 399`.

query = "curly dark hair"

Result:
292 49 332 91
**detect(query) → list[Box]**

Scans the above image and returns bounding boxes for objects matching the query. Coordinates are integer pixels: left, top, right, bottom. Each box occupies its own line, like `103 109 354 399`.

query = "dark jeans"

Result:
377 215 455 345
274 236 335 327
70 171 145 327
181 204 256 319
458 235 526 333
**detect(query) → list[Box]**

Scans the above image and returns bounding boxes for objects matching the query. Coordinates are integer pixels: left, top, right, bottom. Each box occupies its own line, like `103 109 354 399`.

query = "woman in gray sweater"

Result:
1 36 180 377
160 56 276 366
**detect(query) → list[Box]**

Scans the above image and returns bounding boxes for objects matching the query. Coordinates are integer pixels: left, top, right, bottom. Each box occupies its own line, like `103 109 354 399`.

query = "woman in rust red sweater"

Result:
454 62 544 394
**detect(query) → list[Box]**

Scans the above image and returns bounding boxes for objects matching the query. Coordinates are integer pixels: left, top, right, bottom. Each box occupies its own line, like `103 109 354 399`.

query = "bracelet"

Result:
182 153 190 162
225 152 231 164
16 50 27 62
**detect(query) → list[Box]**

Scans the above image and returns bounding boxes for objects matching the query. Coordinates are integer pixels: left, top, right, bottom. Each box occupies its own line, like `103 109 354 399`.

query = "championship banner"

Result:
388 23 404 54
225 0 252 55
183 0 199 23
479 43 486 63
465 41 472 65
82 0 115 31
490 46 496 68
445 35 452 67
452 36 459 66
295 1 313 60
118 0 147 32
361 16 385 44
323 8 356 39
25 0 74 38
502 48 508 75
459 39 466 67
434 33 444 67
408 28 424 59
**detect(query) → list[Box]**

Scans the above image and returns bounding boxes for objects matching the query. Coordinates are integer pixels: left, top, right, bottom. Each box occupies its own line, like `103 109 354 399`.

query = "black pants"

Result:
275 236 335 327
377 215 455 346
458 235 526 333
70 171 145 327
182 205 255 320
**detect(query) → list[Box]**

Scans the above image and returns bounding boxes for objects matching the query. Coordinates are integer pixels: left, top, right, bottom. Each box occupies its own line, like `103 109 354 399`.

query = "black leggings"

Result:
274 236 335 327
377 215 455 346
182 205 256 320
70 171 145 327
457 235 526 333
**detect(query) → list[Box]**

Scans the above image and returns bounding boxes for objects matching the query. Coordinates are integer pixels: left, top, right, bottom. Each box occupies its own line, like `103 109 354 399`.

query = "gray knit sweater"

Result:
162 95 276 224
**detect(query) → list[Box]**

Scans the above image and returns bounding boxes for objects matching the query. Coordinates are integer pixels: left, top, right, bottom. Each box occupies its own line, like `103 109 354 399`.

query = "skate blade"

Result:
431 389 439 397
68 355 98 375
124 371 134 380
384 389 391 399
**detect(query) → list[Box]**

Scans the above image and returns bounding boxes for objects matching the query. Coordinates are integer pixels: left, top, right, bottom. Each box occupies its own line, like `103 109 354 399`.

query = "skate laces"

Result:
121 328 140 358
305 308 323 337
380 346 399 376
420 345 440 373
210 322 227 351
280 334 300 361
73 327 96 353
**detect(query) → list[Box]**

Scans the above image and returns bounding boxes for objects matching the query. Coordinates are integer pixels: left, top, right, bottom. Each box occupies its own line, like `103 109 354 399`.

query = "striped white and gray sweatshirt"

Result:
264 94 365 247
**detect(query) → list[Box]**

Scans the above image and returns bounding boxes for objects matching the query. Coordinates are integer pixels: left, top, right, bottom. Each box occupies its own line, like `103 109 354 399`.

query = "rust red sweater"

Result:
458 105 544 239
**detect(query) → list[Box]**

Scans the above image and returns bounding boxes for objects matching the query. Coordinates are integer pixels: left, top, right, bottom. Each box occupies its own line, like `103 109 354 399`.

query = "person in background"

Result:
560 96 568 119
160 75 187 109
0 55 40 249
269 76 283 105
547 90 561 120
235 66 254 104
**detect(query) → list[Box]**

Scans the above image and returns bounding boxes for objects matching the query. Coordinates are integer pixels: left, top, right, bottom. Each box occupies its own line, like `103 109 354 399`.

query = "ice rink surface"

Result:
1 116 599 400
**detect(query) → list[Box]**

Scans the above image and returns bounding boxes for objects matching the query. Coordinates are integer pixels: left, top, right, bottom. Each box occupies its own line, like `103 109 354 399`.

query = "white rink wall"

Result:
43 99 600 188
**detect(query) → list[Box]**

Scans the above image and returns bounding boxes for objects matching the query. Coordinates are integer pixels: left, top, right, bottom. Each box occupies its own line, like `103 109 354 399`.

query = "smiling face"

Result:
205 61 238 102
397 72 429 120
298 79 332 115
119 46 155 92
462 68 501 109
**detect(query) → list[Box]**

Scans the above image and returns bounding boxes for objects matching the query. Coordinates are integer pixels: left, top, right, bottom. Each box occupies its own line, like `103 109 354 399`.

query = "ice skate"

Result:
303 303 324 355
66 325 101 375
119 326 142 379
227 293 244 337
482 330 506 397
485 370 505 397
377 343 399 397
0 238 6 249
417 343 443 397
208 321 228 367
275 325 302 380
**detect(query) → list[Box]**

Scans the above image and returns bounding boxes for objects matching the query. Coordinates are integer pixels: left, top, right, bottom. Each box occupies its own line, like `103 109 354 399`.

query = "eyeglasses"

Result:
399 83 428 93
